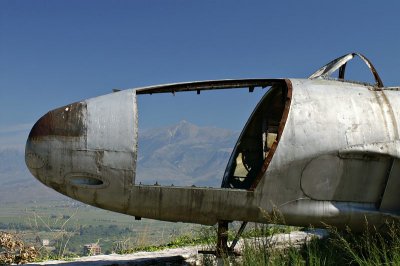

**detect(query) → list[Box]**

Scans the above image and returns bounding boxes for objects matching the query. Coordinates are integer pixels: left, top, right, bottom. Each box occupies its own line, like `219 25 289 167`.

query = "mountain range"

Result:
0 121 239 203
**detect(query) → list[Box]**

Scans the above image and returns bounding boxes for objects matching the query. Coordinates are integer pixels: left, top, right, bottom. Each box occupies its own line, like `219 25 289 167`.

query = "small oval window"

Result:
71 176 103 186
66 173 107 188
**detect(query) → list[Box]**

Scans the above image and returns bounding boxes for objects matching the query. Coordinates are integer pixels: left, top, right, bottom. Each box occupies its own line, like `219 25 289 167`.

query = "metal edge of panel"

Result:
135 79 284 95
249 79 293 190
309 52 384 88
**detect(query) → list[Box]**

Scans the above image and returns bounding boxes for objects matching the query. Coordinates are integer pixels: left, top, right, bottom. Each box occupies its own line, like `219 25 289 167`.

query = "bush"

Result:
0 231 37 265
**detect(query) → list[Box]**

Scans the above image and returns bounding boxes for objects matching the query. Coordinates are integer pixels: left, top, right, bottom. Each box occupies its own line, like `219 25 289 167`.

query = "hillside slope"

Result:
137 120 238 187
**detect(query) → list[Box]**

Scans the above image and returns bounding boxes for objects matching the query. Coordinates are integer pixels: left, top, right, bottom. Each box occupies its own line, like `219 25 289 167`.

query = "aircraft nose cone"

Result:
24 89 137 211
25 102 87 184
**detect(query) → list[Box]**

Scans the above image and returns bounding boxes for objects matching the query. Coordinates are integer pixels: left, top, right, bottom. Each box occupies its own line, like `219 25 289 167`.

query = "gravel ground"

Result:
27 229 328 266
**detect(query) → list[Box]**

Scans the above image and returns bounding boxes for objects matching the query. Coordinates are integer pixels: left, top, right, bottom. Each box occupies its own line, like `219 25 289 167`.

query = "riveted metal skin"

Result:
26 90 138 213
26 53 400 231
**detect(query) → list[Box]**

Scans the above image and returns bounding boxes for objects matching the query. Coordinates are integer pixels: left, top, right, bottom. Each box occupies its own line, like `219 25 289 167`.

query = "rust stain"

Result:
250 79 293 190
28 102 87 139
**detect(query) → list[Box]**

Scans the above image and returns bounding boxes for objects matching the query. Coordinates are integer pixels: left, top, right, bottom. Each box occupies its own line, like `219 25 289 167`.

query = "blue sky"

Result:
1 1 400 149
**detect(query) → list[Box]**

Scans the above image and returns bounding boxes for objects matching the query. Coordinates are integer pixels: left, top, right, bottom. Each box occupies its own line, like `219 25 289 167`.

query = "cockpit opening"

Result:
135 79 291 189
222 81 291 190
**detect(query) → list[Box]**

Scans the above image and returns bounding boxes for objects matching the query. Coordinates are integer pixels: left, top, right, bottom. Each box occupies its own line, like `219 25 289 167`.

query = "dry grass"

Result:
0 231 37 264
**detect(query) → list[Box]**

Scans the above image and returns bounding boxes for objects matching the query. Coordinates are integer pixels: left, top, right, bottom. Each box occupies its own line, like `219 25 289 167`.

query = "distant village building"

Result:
83 243 101 256
42 239 50 246
35 236 54 252
35 237 49 247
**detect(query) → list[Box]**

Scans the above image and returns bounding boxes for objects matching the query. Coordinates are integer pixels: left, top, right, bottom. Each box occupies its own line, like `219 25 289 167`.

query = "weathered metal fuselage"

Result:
25 54 400 230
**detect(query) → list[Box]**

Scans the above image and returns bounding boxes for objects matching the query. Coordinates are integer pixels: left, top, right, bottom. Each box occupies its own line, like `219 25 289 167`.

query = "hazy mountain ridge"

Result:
0 121 239 203
136 120 238 187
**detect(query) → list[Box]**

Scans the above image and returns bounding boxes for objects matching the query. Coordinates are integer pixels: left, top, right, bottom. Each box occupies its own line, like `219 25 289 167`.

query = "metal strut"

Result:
216 221 229 257
229 221 248 251
308 52 384 88
199 221 247 259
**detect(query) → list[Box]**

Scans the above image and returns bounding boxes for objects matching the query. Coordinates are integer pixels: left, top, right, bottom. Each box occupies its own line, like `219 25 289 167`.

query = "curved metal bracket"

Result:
309 53 384 88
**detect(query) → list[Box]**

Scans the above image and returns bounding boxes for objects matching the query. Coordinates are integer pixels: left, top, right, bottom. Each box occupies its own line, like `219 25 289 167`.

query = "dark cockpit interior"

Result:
221 82 290 189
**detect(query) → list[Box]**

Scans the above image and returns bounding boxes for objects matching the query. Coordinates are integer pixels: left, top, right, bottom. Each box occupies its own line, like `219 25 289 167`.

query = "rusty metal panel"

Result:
28 102 87 138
